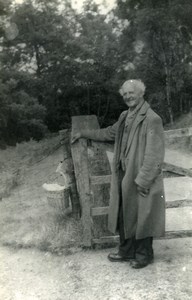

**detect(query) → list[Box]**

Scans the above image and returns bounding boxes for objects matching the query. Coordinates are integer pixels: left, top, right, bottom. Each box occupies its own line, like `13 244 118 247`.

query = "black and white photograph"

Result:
0 0 192 299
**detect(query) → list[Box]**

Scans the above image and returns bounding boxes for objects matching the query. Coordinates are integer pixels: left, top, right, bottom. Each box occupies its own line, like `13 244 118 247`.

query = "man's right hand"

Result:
137 185 149 197
71 132 82 144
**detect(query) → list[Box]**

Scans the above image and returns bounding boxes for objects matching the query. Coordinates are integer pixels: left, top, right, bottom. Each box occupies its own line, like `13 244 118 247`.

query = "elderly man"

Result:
72 79 165 269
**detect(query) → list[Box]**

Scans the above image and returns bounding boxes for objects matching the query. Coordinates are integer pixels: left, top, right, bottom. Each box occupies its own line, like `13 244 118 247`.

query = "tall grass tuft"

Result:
0 134 61 198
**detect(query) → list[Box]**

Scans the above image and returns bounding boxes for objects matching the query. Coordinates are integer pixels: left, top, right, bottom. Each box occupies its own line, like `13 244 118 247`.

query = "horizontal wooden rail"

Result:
163 162 192 177
91 199 192 217
91 170 192 185
166 199 192 208
92 235 119 245
90 175 111 185
162 230 192 239
92 230 192 245
164 127 192 138
91 206 109 216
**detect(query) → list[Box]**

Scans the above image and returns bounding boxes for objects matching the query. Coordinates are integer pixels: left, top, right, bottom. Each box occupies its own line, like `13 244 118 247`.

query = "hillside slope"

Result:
165 111 192 130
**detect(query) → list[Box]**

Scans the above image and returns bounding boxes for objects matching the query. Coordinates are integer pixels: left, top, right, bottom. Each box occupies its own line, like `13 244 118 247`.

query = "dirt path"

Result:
1 145 192 300
1 237 192 300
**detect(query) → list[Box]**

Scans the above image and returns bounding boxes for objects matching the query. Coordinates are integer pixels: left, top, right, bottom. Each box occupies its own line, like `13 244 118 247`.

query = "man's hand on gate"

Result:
71 132 82 144
137 185 149 197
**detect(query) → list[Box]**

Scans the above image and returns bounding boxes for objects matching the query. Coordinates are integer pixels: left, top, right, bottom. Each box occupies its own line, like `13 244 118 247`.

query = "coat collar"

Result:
125 101 150 156
136 100 150 115
119 100 149 121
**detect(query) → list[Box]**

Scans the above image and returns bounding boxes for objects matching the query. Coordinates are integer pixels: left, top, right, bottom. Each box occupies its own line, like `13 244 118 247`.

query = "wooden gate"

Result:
71 116 192 247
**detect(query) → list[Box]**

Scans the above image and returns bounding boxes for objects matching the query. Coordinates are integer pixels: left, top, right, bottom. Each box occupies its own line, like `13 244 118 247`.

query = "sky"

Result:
14 0 117 13
71 0 116 13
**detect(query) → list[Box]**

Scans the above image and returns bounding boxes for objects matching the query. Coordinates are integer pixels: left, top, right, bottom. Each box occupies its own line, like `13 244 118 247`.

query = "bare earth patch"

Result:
0 238 192 300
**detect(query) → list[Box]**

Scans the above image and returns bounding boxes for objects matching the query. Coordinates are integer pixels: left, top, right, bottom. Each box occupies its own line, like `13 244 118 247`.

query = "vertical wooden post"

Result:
71 115 99 247
59 129 81 218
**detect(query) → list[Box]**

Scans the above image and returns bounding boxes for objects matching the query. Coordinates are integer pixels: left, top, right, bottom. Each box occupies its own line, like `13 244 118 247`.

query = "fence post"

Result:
71 115 100 247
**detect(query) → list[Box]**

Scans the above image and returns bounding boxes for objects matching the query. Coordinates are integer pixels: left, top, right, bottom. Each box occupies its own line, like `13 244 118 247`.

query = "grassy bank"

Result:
0 135 83 254
0 135 61 198
165 112 192 130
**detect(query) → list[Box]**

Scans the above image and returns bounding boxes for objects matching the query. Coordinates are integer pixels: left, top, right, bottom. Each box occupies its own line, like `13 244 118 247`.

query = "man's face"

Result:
121 84 143 109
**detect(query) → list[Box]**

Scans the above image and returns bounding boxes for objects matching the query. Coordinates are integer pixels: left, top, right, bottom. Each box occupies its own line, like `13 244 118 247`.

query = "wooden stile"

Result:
71 115 192 247
71 115 101 247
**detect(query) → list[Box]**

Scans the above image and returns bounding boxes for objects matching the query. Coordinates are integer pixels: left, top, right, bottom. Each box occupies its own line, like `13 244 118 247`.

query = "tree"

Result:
1 0 124 134
115 0 192 123
0 70 47 144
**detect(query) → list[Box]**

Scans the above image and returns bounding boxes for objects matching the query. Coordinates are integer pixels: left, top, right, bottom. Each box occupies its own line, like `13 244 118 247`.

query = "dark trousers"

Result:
117 166 154 262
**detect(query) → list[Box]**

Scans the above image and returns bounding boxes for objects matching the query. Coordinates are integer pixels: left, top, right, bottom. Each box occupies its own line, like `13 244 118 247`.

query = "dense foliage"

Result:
0 0 192 145
116 0 192 123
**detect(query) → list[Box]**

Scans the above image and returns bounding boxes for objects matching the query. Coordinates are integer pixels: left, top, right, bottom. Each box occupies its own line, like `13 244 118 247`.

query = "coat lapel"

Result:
125 101 150 157
114 111 127 168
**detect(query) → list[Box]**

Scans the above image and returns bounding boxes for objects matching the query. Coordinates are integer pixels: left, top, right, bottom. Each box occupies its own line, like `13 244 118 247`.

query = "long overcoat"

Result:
83 101 165 239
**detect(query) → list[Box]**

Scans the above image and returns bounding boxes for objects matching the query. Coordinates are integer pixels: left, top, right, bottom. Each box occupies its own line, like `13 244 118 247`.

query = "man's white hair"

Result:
119 79 146 96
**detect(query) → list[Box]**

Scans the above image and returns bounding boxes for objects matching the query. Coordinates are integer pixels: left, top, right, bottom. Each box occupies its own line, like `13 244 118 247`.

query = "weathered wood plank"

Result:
85 126 112 240
103 137 192 177
92 230 192 245
166 199 192 208
71 115 99 247
90 170 192 184
92 235 120 245
105 152 192 177
91 206 109 216
163 162 192 177
164 127 192 139
88 145 112 238
164 148 192 175
162 230 192 239
90 175 111 185
91 198 192 217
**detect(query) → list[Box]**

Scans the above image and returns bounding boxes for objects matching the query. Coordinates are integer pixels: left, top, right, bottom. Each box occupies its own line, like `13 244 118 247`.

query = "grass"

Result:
0 179 83 254
1 213 83 255
0 134 83 254
0 134 61 198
